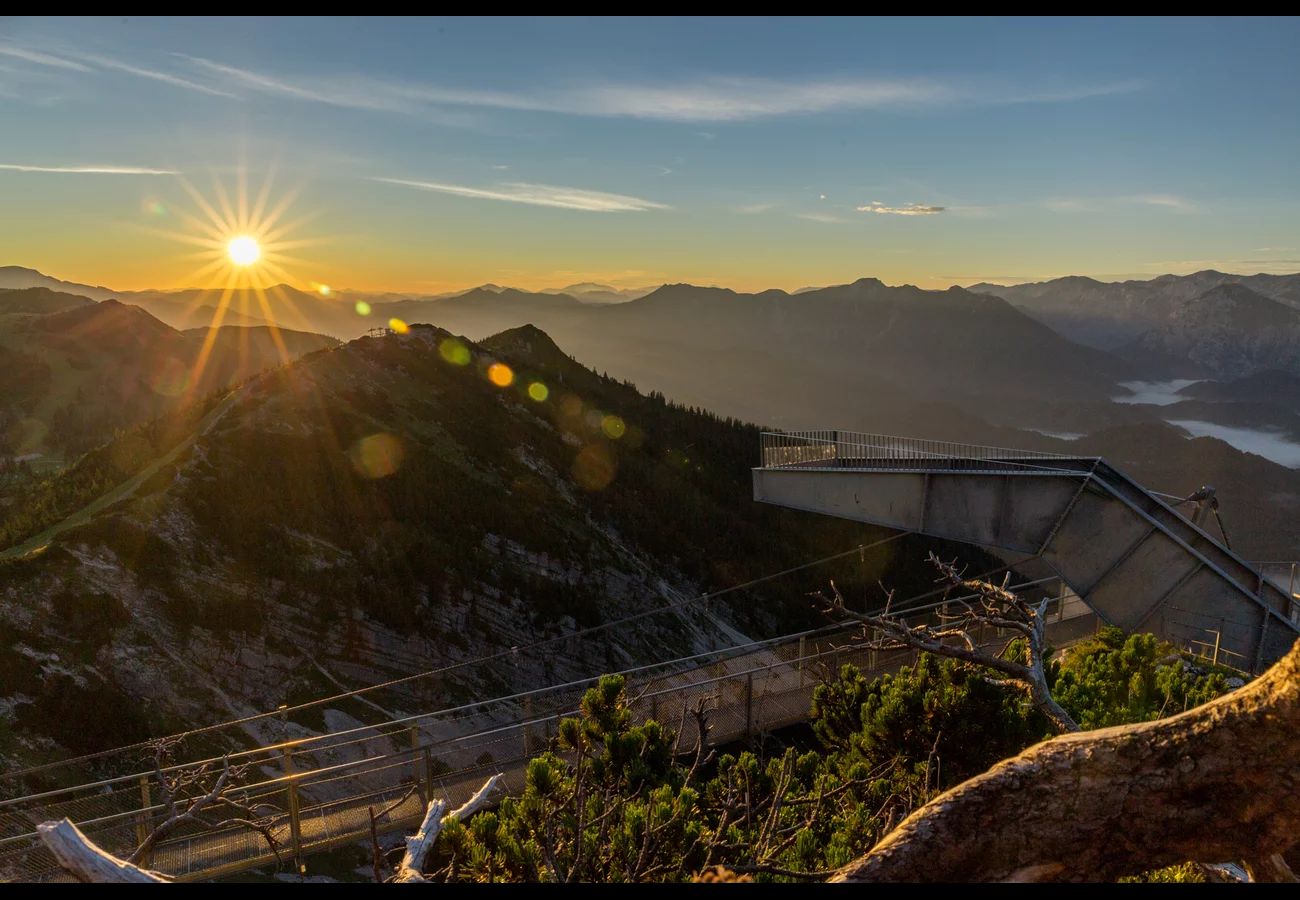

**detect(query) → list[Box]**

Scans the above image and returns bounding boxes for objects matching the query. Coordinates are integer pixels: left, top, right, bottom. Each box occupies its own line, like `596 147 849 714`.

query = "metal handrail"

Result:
757 430 1089 474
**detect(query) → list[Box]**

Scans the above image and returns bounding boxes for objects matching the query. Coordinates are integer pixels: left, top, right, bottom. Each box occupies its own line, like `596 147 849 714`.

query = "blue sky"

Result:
1 16 1297 292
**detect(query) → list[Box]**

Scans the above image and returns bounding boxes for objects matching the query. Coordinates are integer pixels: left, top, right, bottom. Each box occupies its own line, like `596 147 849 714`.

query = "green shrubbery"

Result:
423 630 1233 882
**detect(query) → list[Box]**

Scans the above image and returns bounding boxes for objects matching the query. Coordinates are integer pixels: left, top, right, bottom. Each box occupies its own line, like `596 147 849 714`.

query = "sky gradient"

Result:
2 16 1298 294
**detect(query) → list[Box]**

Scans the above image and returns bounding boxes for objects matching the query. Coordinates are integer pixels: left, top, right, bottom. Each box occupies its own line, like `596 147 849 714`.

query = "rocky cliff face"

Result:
1123 284 1300 378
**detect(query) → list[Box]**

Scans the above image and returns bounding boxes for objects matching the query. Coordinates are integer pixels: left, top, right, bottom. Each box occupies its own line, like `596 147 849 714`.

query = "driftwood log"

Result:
394 774 502 883
35 820 171 883
834 638 1300 882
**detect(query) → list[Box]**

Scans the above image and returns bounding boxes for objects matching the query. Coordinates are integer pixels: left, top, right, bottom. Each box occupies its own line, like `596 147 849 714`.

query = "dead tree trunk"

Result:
833 638 1300 882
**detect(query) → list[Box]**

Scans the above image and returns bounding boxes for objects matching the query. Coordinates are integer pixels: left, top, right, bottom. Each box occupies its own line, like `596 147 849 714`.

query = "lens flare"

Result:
388 318 410 334
439 338 471 365
488 363 514 387
572 443 617 491
226 235 261 266
349 433 405 479
527 381 549 402
601 415 627 439
316 283 331 296
355 300 372 316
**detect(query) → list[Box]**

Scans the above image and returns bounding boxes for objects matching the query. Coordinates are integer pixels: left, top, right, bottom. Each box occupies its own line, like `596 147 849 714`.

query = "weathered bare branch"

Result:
813 554 1079 733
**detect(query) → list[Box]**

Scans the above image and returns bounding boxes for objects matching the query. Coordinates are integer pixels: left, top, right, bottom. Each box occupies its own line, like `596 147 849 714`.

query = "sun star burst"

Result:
137 166 333 397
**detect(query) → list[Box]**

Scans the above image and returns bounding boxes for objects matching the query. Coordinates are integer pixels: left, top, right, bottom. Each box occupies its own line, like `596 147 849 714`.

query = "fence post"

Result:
522 695 534 755
281 749 304 868
423 747 434 801
743 673 754 738
409 726 425 802
136 775 151 847
797 636 807 686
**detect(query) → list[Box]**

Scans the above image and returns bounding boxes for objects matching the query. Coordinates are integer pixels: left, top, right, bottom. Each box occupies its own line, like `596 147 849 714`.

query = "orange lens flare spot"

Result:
348 432 405 480
388 317 410 334
226 235 261 266
527 381 549 402
439 338 471 365
600 415 627 439
572 443 617 491
317 284 331 296
488 362 514 387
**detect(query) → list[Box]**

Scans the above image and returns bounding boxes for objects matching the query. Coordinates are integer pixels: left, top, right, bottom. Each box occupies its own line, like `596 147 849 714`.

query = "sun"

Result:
226 235 261 267
134 167 335 399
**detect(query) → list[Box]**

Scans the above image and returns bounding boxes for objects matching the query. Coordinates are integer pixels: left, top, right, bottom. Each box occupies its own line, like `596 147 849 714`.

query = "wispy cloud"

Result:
78 52 234 97
735 202 778 215
795 211 848 224
571 78 950 122
1045 193 1197 214
858 201 945 216
186 56 405 109
1139 258 1300 275
0 163 178 175
371 178 669 212
2 39 1147 123
1043 197 1097 213
0 42 233 97
0 44 91 72
1127 193 1195 212
179 57 1141 123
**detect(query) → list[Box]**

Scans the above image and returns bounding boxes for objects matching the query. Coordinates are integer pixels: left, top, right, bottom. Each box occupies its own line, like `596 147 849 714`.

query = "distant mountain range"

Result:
0 265 119 302
0 287 337 459
6 265 1300 511
969 270 1300 377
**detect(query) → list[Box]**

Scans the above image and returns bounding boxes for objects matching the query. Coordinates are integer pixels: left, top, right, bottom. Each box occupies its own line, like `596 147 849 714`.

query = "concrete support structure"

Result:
753 431 1300 672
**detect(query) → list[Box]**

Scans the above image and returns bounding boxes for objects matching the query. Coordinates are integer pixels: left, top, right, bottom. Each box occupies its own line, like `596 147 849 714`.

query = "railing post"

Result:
409 726 425 802
423 747 434 800
281 749 304 869
797 636 806 686
136 775 151 847
743 673 754 738
522 695 534 755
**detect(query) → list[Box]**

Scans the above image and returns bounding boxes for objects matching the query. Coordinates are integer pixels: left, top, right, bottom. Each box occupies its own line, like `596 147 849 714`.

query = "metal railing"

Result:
758 430 1086 474
1253 562 1300 624
0 581 1096 883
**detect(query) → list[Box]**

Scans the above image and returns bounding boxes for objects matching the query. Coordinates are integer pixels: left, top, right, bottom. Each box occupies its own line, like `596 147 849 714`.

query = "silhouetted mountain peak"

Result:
0 286 97 314
480 323 578 373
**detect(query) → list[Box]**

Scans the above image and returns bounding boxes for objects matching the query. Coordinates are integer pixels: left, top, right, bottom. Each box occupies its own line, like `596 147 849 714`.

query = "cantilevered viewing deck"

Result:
753 430 1300 672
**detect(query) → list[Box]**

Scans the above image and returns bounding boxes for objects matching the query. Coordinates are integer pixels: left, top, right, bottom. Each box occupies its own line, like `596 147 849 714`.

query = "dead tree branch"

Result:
814 553 1079 733
129 740 281 868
